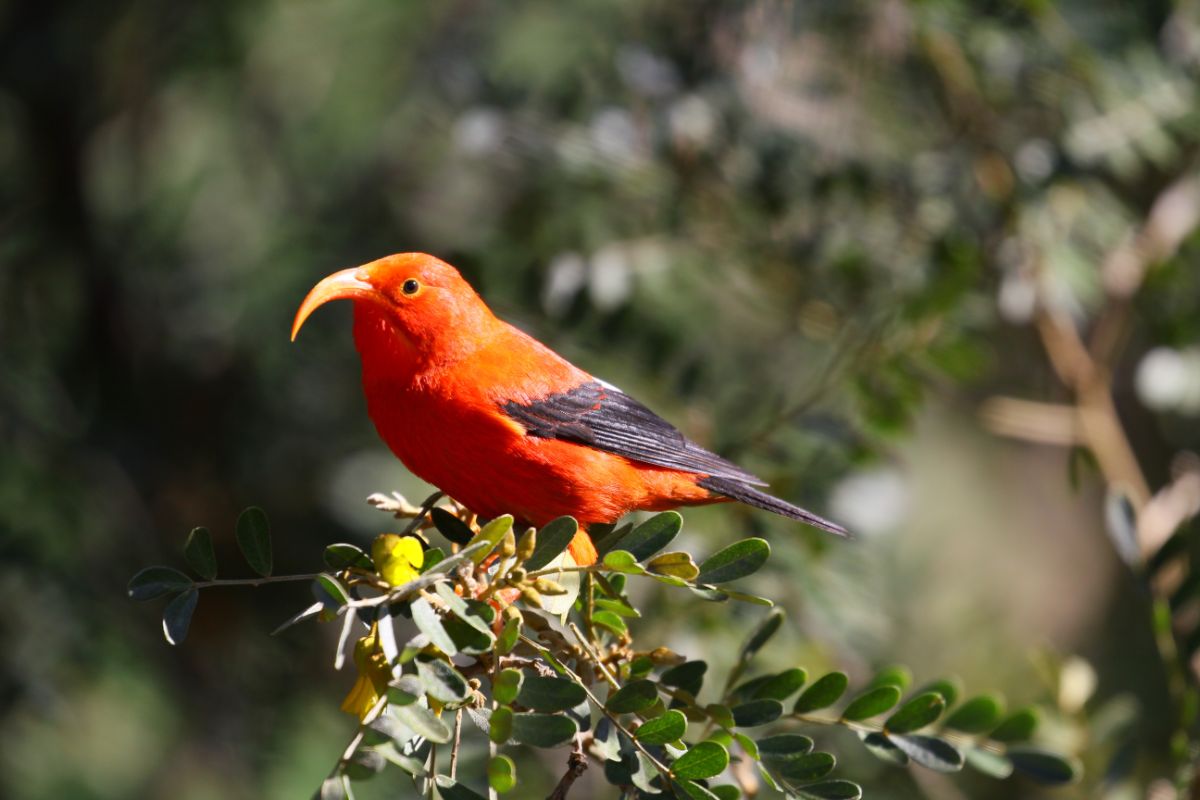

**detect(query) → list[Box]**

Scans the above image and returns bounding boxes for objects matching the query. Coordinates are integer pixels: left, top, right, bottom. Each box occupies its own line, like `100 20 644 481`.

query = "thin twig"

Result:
548 735 589 800
194 573 321 589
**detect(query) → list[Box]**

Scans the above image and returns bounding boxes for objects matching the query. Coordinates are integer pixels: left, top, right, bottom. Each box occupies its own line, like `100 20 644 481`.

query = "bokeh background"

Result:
4 0 1200 797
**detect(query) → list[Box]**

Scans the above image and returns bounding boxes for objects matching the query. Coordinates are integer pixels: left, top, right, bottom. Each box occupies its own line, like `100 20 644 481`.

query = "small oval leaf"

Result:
510 712 578 747
323 543 373 571
989 707 1039 742
842 686 902 722
623 511 683 561
732 699 783 727
697 538 770 584
128 566 193 601
888 734 964 772
525 516 579 570
776 751 835 781
636 709 688 744
493 668 523 705
235 506 272 577
943 694 1005 733
487 754 517 794
1007 747 1079 785
184 527 217 580
885 692 946 733
794 672 849 714
606 679 658 714
672 740 729 780
516 675 587 713
162 588 199 646
431 507 475 545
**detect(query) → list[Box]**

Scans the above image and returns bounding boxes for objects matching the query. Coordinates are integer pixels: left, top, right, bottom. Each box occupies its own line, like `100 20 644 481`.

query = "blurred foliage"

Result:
4 0 1200 797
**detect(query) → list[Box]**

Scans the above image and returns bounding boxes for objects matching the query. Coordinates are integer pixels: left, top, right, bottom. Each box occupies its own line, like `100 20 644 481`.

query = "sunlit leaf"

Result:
859 731 908 766
672 740 729 780
411 597 457 656
792 780 862 800
467 515 514 564
963 746 1012 778
866 665 912 693
323 543 373 571
636 709 688 744
602 550 646 574
487 755 517 794
943 694 1005 733
493 668 523 705
312 573 349 609
416 657 470 703
646 551 700 580
989 707 1039 742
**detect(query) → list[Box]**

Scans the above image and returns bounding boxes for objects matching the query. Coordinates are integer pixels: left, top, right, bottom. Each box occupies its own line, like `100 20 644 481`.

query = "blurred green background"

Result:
4 0 1200 797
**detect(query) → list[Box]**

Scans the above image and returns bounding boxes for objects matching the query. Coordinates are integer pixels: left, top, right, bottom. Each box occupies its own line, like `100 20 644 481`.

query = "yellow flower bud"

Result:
533 578 568 595
499 529 517 558
516 528 537 562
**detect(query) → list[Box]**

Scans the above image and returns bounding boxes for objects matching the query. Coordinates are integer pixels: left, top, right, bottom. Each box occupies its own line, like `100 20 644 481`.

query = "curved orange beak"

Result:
291 268 378 341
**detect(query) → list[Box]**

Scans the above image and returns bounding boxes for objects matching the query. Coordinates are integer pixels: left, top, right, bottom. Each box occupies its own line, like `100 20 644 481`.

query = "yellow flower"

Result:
372 533 424 587
340 623 392 720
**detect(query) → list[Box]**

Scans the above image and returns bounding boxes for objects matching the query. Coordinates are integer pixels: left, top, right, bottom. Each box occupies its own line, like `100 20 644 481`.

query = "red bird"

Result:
292 253 846 566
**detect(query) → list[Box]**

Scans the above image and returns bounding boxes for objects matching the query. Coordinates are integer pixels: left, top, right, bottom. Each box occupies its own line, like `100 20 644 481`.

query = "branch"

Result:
548 735 589 800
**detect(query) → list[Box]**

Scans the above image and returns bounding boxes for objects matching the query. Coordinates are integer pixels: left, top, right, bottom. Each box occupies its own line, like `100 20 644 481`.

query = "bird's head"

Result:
292 253 496 356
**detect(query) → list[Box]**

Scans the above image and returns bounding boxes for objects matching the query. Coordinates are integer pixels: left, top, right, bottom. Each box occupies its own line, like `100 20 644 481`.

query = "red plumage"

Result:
293 253 846 565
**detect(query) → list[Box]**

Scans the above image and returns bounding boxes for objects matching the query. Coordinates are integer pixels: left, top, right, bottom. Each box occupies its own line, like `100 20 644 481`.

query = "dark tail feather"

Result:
698 476 850 538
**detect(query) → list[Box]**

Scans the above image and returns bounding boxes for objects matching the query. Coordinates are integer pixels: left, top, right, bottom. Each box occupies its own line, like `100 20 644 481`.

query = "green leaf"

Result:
493 669 523 705
646 551 700 580
312 574 349 609
943 694 1005 733
672 778 721 800
592 522 633 557
885 692 946 733
235 506 272 577
430 507 474 545
661 661 707 697
753 668 807 701
323 543 373 571
497 616 520 655
866 665 912 693
757 733 814 763
888 734 964 772
710 786 740 800
467 515 514 564
915 678 960 707
592 609 628 636
489 706 513 743
487 755 517 794
510 712 578 747
793 780 862 800
410 597 458 656
184 527 217 580
671 741 729 780
128 566 193 601
989 707 1039 742
1007 747 1080 785
732 699 783 727
740 609 784 661
441 600 495 655
859 732 908 766
516 675 586 712
794 672 849 713
636 709 687 744
841 686 902 721
775 751 835 781
963 746 1013 778
623 511 683 560
392 702 452 743
162 588 198 645
607 679 658 713
602 550 645 574
524 516 578 570
696 538 770 584
717 588 774 606
433 584 493 637
416 658 470 703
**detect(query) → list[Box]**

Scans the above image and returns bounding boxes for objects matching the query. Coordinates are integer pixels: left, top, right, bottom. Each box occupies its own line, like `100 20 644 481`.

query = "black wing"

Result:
501 381 766 486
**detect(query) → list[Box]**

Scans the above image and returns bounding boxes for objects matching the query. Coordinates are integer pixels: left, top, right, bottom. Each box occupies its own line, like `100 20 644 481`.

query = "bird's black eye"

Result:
401 279 420 296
